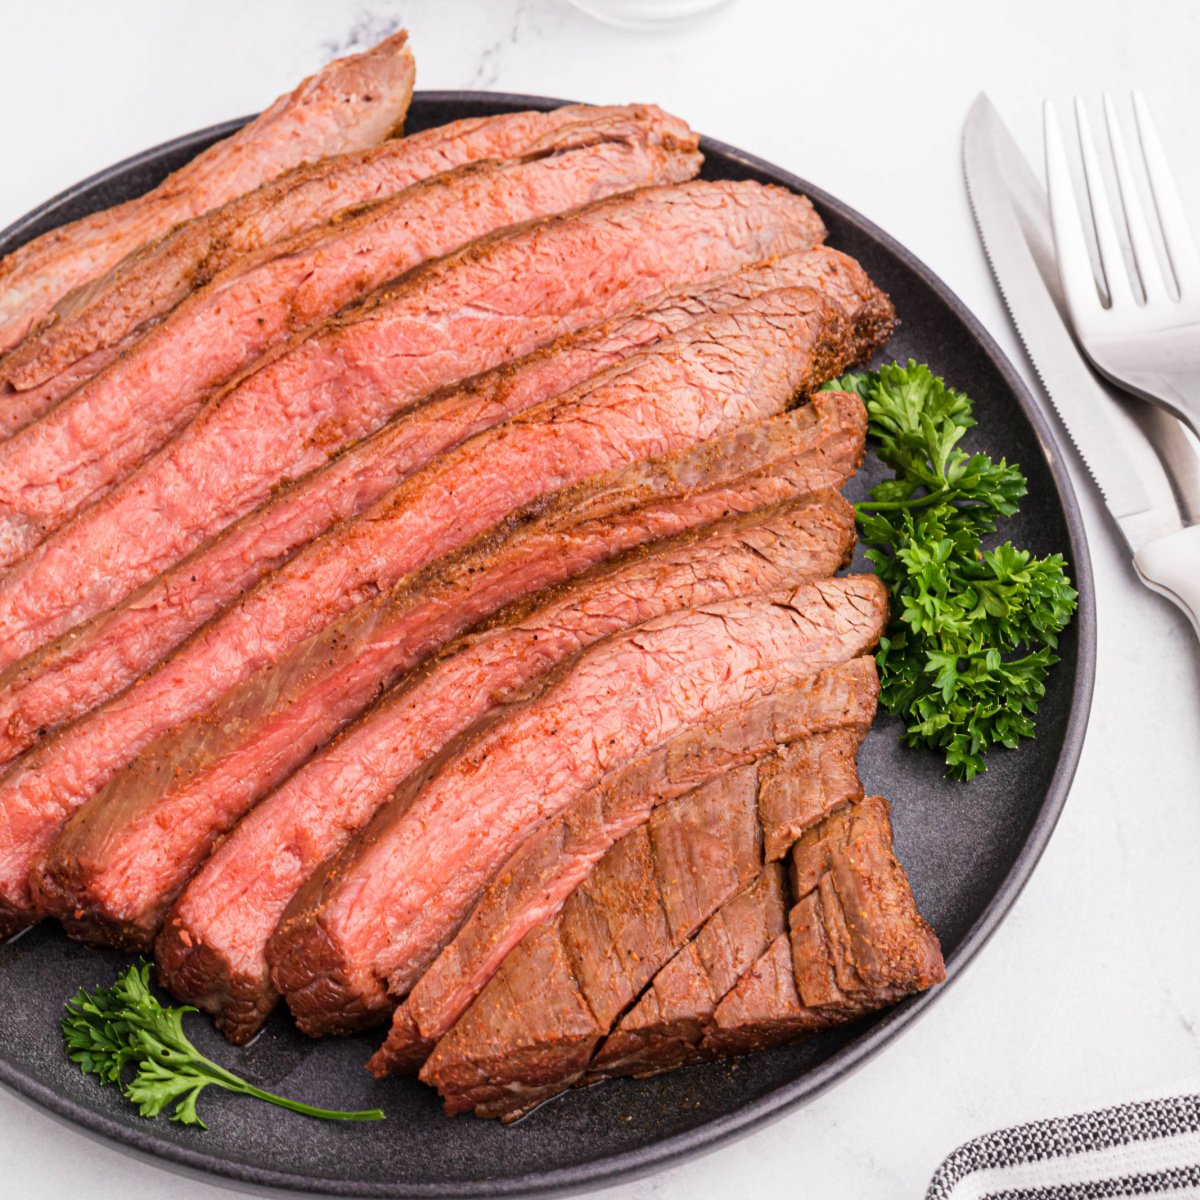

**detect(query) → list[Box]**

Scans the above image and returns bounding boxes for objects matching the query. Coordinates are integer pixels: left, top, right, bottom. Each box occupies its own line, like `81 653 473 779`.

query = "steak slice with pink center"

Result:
0 31 416 352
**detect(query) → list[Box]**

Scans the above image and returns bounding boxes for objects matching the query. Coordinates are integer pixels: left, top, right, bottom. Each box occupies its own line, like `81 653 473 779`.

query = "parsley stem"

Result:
190 1056 385 1121
856 487 958 514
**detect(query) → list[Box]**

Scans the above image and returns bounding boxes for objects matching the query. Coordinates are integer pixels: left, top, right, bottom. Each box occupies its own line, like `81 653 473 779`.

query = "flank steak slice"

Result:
0 31 416 351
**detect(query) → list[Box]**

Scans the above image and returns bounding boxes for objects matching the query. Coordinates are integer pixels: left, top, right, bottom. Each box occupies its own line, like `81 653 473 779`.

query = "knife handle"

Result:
1133 525 1200 640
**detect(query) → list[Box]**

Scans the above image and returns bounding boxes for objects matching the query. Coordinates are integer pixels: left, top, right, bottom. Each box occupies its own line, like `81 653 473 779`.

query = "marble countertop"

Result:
2 1 1199 1196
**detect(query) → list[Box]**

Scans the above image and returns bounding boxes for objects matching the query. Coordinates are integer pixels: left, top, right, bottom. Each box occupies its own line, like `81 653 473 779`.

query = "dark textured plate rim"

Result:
0 91 1096 1198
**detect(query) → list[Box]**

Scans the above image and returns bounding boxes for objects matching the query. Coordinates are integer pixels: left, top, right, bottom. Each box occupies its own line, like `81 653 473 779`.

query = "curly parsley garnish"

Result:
62 961 384 1127
823 361 1078 780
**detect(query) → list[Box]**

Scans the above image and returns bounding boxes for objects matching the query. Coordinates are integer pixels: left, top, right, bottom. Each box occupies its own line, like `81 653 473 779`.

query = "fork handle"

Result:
1134 525 1200 640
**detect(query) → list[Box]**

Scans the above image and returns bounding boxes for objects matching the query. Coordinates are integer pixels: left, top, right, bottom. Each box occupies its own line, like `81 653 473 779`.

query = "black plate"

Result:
0 92 1095 1197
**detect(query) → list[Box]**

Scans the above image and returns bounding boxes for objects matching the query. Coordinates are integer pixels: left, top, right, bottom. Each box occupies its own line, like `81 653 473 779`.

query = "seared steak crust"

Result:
424 794 943 1120
701 796 945 1054
588 867 788 1079
420 766 767 1115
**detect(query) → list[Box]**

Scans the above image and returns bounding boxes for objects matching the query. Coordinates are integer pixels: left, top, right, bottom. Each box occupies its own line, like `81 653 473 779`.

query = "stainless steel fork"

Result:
1044 92 1200 435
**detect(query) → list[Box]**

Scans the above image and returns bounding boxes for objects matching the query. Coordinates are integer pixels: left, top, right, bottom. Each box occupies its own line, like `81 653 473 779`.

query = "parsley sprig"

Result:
62 961 385 1128
824 362 1078 780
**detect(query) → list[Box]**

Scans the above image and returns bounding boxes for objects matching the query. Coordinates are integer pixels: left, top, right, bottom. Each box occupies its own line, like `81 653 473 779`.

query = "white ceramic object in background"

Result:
566 0 732 29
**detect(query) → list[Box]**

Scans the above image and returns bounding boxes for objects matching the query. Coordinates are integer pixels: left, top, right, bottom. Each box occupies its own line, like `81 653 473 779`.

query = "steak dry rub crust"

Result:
0 179 827 666
373 657 878 1075
31 291 864 949
0 395 866 941
422 794 943 1120
0 118 703 571
0 30 416 352
0 246 892 768
597 797 944 1088
423 768 767 1119
156 493 856 1042
698 797 945 1058
587 866 789 1080
0 104 699 423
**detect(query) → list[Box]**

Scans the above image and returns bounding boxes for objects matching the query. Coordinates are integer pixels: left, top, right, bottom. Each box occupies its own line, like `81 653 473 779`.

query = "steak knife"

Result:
963 94 1200 637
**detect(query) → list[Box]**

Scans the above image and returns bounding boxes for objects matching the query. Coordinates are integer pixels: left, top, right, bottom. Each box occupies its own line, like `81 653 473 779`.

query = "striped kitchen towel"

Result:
927 1095 1200 1199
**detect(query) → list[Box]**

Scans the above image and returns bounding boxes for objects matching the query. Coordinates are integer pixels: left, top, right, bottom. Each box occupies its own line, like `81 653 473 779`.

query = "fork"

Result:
1044 91 1200 436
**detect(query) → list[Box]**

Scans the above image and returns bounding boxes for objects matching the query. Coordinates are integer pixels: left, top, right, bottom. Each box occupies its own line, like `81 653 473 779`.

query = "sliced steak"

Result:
782 793 946 1014
0 126 702 570
420 764 765 1117
0 104 698 412
0 396 866 941
700 795 944 1056
156 493 855 1042
29 296 862 950
592 795 943 1092
374 657 878 1075
270 575 888 1037
0 181 829 657
0 31 416 352
426 794 943 1120
588 867 788 1079
0 246 889 767
587 768 905 1081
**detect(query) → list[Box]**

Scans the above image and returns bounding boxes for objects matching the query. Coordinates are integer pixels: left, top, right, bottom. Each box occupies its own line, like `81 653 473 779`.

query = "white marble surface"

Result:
1 1 1199 1196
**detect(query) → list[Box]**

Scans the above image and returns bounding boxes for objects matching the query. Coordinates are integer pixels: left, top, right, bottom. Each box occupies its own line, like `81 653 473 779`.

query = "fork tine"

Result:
1074 96 1136 308
1132 89 1200 295
1102 94 1169 303
1045 101 1106 319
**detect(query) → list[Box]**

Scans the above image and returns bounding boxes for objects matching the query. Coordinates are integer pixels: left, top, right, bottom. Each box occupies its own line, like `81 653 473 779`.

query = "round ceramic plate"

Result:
0 92 1095 1198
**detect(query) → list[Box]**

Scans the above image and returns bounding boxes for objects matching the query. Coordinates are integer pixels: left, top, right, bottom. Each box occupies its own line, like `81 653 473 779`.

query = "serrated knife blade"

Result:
963 93 1184 552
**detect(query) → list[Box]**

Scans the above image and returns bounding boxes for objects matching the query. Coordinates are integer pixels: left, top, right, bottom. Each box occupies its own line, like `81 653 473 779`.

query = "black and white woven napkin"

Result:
927 1095 1200 1199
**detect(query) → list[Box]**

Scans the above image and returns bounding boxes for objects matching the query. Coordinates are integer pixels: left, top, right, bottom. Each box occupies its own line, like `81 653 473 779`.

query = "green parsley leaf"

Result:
62 962 384 1128
823 361 1078 779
